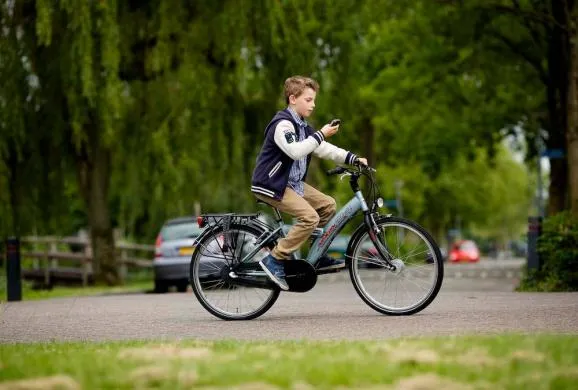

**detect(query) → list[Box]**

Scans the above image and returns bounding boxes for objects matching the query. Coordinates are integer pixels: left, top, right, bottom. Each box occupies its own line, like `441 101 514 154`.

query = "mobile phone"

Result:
330 119 341 126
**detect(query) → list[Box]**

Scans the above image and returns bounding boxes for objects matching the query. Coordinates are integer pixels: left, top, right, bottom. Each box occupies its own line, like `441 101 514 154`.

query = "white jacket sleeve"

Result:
313 140 358 165
273 120 326 160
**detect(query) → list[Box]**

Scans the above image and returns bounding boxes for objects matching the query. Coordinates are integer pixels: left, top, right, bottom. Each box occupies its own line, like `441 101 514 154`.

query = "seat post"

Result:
256 197 283 223
272 207 283 223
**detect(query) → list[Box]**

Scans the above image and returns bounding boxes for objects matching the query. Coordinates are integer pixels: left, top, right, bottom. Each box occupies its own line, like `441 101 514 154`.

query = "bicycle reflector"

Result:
197 216 206 228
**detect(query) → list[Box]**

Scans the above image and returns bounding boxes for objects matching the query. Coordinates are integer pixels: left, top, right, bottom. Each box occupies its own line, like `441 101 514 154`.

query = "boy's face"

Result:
289 88 316 118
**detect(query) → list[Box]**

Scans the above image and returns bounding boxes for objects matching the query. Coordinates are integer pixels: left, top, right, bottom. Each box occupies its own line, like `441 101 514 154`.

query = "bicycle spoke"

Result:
191 224 279 320
350 219 443 315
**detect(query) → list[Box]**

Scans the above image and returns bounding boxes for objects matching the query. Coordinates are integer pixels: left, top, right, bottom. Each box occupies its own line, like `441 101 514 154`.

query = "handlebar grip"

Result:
326 166 347 176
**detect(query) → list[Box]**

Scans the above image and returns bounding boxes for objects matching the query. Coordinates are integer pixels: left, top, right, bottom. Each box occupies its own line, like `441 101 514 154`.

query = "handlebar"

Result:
326 166 348 176
325 163 375 177
326 162 380 206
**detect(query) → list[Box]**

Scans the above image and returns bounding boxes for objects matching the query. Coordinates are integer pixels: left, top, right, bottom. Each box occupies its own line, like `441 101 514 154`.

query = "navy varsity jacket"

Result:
251 109 357 200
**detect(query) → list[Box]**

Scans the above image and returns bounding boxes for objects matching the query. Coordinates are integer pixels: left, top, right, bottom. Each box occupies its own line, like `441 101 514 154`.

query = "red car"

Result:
448 240 480 263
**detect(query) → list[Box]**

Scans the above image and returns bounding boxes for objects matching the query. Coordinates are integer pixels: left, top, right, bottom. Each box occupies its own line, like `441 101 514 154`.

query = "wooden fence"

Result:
14 236 155 287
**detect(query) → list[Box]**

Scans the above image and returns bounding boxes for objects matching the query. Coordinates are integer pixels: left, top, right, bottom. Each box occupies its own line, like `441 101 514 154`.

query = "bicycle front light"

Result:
376 198 384 208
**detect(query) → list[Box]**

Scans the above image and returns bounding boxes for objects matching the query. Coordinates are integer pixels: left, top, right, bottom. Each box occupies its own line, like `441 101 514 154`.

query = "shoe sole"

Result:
259 261 289 291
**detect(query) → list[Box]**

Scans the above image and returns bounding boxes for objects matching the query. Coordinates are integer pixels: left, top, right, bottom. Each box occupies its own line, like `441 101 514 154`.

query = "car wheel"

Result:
154 280 169 294
176 280 188 293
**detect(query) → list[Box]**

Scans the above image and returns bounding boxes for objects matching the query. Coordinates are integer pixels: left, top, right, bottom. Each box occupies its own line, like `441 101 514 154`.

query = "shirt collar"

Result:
287 107 307 128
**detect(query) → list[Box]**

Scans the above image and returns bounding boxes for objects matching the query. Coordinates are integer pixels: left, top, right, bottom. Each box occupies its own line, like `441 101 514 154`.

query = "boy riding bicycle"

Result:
251 75 367 290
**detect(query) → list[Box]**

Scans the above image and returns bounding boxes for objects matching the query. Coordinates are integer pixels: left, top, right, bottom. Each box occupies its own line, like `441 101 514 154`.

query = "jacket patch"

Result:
284 131 295 144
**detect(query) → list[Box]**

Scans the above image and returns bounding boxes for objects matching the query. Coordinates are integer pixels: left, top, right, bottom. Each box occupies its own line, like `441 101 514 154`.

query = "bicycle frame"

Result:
306 192 368 265
238 191 370 266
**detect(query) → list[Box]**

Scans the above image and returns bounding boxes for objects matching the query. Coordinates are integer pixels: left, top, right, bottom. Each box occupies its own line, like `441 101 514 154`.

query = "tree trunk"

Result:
76 122 119 285
548 158 568 214
8 145 21 237
547 1 570 214
567 7 578 216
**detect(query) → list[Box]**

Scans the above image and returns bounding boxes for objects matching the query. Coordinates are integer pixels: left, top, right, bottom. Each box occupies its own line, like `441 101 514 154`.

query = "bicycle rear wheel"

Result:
190 223 280 320
348 216 443 315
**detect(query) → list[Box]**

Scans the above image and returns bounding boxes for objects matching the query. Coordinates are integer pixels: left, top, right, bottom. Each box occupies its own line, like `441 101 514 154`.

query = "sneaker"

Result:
259 255 289 291
316 255 346 272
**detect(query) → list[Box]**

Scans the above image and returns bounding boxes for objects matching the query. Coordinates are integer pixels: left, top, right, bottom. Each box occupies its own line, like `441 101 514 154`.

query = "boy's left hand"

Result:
357 157 368 166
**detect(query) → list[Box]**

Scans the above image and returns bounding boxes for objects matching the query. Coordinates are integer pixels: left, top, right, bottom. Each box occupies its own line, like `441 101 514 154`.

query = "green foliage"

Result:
0 0 543 248
519 212 578 291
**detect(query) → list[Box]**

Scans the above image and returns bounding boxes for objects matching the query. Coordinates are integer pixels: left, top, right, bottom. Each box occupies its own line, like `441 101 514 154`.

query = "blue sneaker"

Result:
316 255 345 272
259 255 289 291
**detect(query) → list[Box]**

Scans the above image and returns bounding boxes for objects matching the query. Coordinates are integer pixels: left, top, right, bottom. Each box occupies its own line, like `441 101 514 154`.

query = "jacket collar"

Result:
286 107 307 128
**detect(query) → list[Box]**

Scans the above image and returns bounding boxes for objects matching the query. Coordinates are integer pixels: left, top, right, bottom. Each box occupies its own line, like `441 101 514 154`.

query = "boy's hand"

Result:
321 123 339 139
356 157 368 166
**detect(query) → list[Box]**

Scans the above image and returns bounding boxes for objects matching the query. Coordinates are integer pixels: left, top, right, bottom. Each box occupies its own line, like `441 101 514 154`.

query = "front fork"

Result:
364 212 397 271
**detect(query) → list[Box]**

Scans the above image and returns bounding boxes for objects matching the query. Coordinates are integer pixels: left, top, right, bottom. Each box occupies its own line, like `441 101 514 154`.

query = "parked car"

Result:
448 239 480 263
153 217 205 293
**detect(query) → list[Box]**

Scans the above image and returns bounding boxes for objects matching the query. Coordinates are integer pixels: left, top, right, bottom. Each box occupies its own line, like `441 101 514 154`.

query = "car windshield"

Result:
161 222 203 241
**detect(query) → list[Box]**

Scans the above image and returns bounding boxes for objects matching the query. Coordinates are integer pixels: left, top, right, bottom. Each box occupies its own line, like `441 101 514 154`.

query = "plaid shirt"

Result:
286 107 308 197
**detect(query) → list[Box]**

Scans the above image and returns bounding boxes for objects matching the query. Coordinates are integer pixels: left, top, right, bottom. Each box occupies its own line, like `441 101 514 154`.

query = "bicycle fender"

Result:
192 222 267 248
192 224 223 247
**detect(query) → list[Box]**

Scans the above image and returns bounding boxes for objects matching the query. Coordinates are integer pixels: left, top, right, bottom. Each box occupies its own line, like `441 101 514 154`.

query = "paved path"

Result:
1 278 576 343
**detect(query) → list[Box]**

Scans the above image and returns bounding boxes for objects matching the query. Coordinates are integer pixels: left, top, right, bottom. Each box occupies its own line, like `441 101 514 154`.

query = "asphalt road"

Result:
1 277 577 344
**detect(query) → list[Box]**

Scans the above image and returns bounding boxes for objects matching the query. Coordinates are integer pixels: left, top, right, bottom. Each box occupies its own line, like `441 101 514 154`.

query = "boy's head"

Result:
284 76 319 118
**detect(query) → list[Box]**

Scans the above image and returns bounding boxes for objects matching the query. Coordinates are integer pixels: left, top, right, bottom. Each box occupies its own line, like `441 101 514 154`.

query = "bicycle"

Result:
190 163 444 320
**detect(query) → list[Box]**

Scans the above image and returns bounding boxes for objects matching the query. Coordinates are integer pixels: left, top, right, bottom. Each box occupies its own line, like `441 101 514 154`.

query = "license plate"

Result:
179 247 195 255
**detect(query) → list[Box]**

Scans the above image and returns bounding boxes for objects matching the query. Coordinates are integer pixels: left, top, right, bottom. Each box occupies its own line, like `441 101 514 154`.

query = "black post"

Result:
527 217 542 271
6 237 22 301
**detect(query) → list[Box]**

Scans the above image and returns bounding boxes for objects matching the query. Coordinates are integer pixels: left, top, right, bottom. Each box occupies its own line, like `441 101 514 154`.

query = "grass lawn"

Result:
0 334 577 389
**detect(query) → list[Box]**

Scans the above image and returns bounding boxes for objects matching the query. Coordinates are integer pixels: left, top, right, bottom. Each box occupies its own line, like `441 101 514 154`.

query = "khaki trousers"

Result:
255 183 336 260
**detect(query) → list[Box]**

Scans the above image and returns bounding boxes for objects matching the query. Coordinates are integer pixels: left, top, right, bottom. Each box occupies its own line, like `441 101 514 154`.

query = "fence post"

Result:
6 237 22 302
83 241 92 287
43 243 50 286
119 248 128 282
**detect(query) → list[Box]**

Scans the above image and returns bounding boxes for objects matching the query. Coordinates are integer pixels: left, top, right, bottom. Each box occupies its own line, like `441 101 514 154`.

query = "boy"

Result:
251 75 367 290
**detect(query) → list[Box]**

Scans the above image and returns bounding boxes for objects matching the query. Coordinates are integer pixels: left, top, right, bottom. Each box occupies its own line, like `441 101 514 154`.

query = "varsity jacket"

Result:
251 109 357 200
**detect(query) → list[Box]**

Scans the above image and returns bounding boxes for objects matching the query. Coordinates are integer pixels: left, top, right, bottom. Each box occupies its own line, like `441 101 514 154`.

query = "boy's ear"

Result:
288 94 297 105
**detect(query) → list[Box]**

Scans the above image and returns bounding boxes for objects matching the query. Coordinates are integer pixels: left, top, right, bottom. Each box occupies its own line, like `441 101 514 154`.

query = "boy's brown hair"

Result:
284 76 319 104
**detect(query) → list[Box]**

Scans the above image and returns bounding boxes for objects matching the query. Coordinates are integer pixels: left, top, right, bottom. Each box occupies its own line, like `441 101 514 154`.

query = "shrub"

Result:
517 211 578 291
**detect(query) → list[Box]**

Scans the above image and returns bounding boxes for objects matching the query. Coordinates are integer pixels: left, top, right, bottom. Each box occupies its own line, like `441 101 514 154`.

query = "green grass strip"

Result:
1 334 577 389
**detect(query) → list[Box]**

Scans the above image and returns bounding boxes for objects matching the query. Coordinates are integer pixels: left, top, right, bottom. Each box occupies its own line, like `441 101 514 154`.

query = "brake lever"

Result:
340 172 352 181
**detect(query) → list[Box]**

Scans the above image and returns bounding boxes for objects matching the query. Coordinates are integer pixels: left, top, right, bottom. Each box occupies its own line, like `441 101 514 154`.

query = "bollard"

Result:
6 237 22 301
527 217 542 271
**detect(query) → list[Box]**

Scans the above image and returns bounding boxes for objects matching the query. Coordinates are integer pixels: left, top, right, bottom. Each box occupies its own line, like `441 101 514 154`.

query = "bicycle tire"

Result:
190 223 280 320
347 216 444 315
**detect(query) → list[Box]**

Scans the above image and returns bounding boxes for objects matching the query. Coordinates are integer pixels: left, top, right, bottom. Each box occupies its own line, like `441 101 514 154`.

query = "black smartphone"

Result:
330 119 341 126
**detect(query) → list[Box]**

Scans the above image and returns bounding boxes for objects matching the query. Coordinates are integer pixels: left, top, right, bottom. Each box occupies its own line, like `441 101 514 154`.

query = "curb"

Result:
320 265 524 282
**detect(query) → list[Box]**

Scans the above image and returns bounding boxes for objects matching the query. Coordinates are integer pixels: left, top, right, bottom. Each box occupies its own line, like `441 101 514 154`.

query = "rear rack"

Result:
199 213 260 229
197 213 272 254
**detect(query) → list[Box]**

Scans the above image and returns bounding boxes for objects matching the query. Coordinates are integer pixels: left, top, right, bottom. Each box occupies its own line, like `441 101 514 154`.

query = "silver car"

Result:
153 217 205 293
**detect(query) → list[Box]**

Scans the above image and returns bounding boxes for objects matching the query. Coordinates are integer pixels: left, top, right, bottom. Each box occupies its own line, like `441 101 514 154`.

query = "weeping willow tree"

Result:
1 0 353 284
1 0 543 286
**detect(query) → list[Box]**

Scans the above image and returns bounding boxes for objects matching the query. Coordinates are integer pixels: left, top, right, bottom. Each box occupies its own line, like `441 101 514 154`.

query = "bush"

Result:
518 211 578 291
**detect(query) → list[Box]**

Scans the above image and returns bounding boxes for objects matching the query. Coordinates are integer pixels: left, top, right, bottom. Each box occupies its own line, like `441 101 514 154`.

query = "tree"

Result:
434 0 578 216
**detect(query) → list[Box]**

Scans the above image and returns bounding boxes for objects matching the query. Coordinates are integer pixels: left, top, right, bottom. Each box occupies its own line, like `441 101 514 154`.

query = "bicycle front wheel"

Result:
190 223 280 320
348 216 443 315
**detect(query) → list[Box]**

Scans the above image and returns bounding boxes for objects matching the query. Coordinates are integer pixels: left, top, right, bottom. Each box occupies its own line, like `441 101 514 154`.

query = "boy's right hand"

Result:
321 123 339 139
